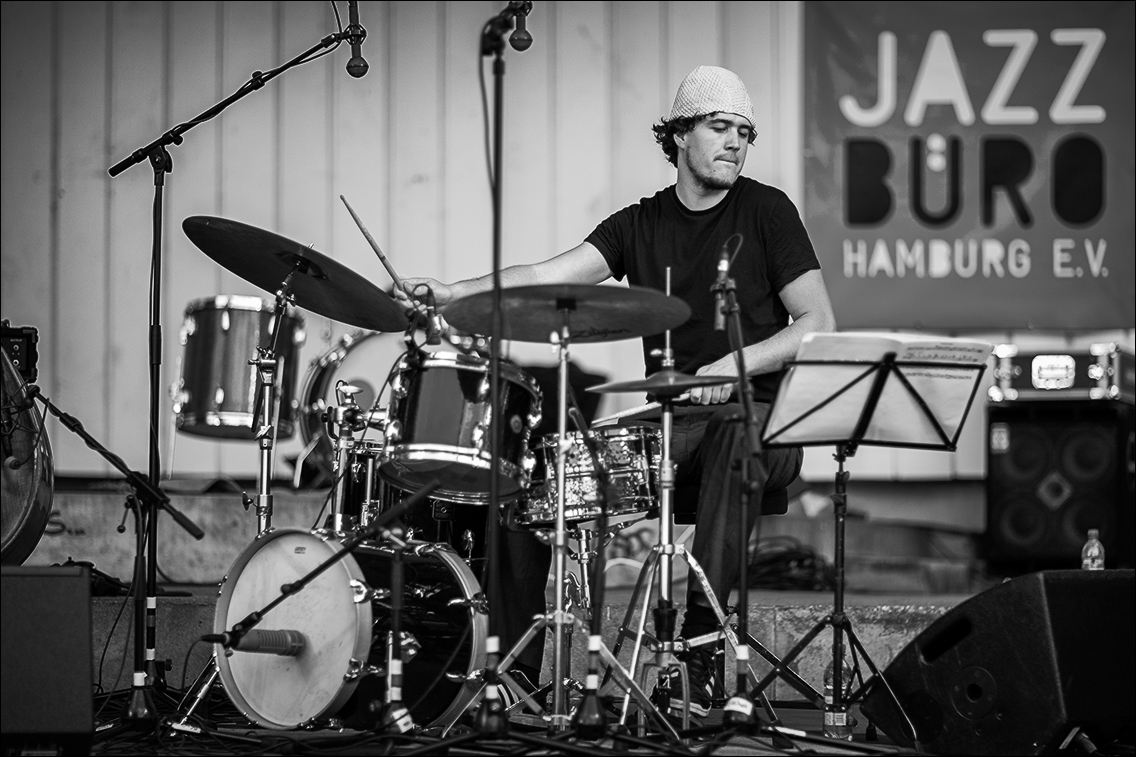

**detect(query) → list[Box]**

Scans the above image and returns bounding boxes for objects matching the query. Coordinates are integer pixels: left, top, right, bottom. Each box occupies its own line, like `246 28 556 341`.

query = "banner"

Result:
804 1 1134 329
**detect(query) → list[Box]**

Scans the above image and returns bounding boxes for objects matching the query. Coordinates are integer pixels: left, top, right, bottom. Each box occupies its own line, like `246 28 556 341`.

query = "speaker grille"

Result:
986 402 1133 569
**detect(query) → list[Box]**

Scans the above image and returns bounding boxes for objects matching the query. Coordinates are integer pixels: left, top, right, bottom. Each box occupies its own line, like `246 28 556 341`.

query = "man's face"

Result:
676 113 752 190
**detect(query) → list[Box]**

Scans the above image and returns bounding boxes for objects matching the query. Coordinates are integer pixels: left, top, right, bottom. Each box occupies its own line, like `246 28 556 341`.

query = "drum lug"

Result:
394 631 421 663
351 578 390 604
471 421 487 449
447 592 489 615
390 374 407 399
344 658 385 682
385 420 401 443
446 669 484 684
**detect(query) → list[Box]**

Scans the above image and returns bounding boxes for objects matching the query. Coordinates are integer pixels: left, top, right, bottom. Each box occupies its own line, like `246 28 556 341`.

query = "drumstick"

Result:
340 194 404 290
591 393 692 426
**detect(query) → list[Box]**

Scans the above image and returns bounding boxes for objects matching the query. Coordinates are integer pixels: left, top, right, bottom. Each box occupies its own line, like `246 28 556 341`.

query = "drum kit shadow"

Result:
168 213 761 744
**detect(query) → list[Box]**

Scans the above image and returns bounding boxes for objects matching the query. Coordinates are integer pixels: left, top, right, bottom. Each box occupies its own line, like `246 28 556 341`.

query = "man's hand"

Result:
690 357 738 405
392 277 451 319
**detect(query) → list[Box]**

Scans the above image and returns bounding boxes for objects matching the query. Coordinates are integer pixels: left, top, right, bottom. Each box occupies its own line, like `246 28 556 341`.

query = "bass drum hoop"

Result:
213 529 372 729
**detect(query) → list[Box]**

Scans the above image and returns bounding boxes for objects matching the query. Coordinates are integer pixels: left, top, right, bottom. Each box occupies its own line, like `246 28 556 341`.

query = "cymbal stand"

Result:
171 281 296 734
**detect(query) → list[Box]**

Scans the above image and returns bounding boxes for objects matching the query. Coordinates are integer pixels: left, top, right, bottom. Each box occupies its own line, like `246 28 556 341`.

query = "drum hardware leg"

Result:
167 659 219 736
323 385 369 533
249 351 281 534
291 435 324 489
374 541 415 734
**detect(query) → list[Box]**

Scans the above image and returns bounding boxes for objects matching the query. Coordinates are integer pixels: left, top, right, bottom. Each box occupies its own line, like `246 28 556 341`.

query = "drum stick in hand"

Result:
340 194 403 290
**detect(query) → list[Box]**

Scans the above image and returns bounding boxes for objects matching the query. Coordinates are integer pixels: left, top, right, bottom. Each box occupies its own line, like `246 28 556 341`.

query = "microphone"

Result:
509 1 533 51
202 628 306 656
425 288 443 346
714 238 732 332
345 0 369 78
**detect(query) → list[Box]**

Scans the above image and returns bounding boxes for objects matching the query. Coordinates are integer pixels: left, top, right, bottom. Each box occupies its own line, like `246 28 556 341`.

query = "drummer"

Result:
393 65 836 720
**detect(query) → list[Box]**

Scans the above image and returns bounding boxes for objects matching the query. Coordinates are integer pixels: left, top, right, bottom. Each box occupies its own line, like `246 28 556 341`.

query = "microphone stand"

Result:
105 19 362 727
19 385 204 726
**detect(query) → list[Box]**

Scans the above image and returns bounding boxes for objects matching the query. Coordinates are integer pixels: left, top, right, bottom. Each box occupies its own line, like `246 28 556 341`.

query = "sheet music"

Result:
764 332 991 448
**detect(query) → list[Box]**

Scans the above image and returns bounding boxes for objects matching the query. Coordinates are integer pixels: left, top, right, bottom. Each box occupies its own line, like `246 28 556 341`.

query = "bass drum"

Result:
214 528 486 730
1 349 53 565
298 331 406 478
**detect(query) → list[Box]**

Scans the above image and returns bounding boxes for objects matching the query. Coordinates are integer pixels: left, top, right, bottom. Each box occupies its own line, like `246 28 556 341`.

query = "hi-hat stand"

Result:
750 335 989 747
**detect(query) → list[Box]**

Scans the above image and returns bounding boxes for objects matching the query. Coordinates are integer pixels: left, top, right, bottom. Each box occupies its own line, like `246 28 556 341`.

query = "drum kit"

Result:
171 214 740 736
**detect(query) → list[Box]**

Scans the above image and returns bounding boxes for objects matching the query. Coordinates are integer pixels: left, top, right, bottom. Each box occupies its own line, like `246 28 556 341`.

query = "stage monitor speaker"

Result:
861 569 1135 756
985 400 1135 571
1 565 93 756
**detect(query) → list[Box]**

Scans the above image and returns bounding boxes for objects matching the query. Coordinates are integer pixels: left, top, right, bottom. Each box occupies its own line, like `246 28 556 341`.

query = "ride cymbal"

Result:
443 284 690 343
182 216 409 332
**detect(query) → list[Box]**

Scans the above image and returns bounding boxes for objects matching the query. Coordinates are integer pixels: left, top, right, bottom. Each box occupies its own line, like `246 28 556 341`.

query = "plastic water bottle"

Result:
1081 529 1105 570
823 657 855 740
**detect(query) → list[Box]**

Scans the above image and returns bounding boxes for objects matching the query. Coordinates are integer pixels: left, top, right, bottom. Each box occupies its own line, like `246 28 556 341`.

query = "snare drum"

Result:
214 528 486 730
299 331 405 477
381 352 541 505
173 296 305 439
516 426 661 526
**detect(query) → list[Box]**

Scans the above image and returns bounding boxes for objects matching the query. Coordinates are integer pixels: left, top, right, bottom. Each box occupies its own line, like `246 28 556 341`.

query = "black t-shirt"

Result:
586 176 820 403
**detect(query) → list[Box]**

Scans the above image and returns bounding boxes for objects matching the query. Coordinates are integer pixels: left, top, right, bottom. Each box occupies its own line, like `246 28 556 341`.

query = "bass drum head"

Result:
214 529 372 729
1 348 53 565
214 529 487 730
299 331 406 478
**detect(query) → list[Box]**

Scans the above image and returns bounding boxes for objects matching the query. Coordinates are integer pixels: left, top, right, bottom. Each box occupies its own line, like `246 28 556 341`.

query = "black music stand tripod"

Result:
749 339 987 747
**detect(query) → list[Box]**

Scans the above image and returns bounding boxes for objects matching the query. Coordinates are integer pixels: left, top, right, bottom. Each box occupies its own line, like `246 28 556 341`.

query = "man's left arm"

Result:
690 269 837 404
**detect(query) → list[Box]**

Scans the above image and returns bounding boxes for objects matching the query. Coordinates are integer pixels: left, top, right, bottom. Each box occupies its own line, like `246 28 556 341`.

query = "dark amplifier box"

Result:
990 342 1134 404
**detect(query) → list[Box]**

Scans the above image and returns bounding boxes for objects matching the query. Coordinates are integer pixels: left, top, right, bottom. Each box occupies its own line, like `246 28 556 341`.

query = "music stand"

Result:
747 332 990 746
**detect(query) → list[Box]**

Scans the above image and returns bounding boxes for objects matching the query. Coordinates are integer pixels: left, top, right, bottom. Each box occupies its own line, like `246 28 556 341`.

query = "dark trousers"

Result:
666 403 803 606
490 529 550 674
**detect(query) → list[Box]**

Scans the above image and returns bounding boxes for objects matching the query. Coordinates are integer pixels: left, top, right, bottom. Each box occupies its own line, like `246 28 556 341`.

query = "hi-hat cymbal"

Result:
182 216 409 332
443 284 690 343
588 368 736 396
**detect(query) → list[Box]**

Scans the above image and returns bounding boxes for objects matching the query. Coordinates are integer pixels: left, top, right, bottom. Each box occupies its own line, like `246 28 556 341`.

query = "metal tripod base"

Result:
607 542 785 729
441 610 683 742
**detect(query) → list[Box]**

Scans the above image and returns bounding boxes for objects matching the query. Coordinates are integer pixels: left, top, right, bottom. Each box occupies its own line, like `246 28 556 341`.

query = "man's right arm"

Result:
393 241 612 314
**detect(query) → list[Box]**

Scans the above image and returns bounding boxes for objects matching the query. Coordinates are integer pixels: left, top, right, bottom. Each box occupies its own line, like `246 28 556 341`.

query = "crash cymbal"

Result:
443 284 690 343
588 368 736 396
182 216 409 332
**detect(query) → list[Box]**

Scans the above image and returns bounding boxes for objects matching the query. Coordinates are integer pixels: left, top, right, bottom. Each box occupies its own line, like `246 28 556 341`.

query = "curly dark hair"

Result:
651 112 757 167
652 115 702 167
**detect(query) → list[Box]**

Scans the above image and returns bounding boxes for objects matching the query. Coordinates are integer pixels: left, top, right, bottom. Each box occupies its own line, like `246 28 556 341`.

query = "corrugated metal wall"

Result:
2 1 1129 484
